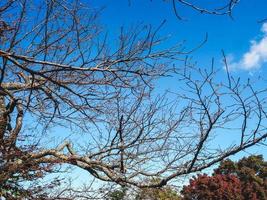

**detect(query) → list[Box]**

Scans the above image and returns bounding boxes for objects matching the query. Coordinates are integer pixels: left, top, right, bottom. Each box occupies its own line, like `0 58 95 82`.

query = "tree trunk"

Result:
0 95 7 140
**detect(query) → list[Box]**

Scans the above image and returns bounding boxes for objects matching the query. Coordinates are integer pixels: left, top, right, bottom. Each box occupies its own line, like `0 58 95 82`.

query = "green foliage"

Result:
135 186 181 200
106 187 127 200
106 179 181 200
134 178 180 200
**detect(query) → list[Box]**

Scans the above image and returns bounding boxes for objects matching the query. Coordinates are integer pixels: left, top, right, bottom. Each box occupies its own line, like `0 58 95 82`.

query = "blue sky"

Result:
88 0 267 158
4 0 266 193
91 0 267 70
44 0 267 190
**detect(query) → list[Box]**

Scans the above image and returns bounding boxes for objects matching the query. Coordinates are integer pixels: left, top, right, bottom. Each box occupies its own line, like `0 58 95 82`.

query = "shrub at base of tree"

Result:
181 155 267 200
182 174 243 200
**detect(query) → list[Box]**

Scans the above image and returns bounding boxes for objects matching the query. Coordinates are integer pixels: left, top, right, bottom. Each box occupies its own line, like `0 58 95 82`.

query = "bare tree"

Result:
170 0 240 20
129 0 240 20
0 0 182 198
0 0 266 199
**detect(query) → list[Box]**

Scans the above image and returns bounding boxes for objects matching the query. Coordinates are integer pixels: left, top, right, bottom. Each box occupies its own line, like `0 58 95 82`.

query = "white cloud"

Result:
228 23 267 71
